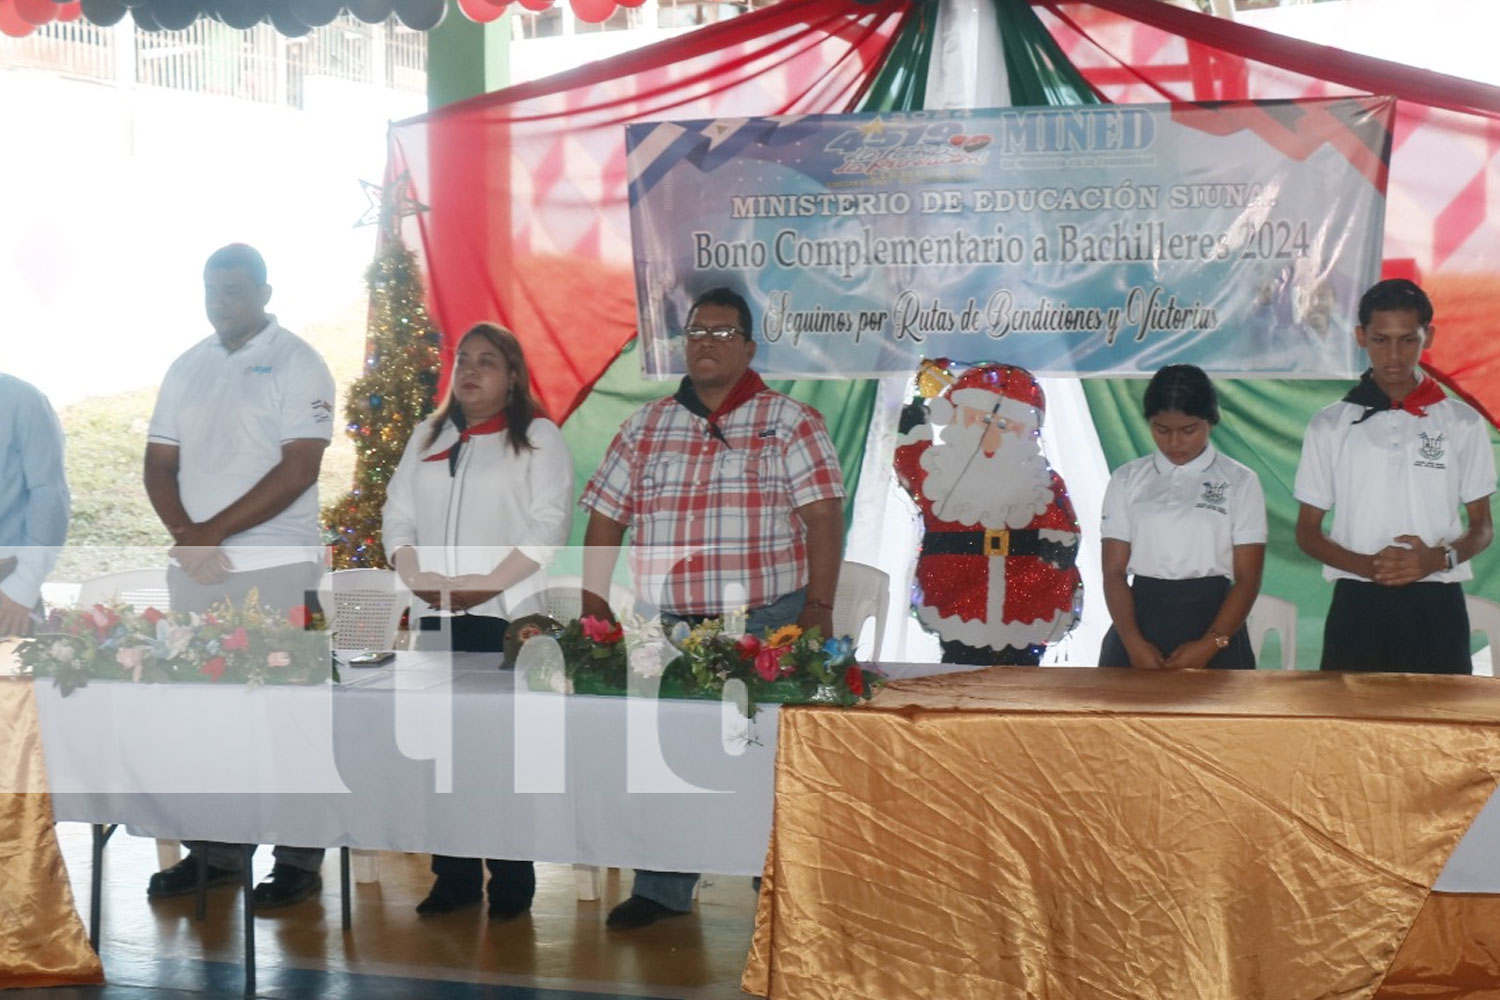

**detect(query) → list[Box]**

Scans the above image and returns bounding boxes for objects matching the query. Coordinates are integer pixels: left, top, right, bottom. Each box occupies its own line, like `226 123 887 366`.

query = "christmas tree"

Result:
323 239 444 569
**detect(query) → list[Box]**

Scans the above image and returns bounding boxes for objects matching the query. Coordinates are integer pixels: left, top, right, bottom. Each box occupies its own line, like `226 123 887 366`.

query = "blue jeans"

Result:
632 588 805 912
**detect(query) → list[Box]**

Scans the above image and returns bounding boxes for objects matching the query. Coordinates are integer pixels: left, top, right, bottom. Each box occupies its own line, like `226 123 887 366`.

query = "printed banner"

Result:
624 97 1392 378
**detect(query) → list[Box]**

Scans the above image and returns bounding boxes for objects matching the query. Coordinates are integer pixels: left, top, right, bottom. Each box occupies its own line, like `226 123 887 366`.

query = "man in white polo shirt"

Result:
1294 278 1495 673
142 243 336 910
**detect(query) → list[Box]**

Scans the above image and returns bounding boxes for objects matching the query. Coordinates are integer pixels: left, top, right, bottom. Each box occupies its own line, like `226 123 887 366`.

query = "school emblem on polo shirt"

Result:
1196 480 1228 514
1416 431 1446 468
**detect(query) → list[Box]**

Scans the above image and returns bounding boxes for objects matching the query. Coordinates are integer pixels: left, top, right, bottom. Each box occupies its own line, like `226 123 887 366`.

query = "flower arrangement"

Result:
537 612 883 716
18 591 332 696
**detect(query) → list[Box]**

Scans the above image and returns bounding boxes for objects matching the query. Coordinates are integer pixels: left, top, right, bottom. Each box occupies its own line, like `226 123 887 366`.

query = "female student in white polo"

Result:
1098 364 1267 670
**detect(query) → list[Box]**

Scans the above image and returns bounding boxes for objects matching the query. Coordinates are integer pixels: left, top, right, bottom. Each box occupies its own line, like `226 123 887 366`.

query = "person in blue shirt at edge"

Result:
0 372 70 637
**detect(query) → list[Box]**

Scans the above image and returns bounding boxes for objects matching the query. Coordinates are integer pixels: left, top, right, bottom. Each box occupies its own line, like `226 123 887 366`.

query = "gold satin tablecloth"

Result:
743 667 1500 1000
0 678 103 989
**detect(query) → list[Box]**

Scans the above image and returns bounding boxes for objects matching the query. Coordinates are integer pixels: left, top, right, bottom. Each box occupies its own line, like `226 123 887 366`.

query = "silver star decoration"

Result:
355 171 429 233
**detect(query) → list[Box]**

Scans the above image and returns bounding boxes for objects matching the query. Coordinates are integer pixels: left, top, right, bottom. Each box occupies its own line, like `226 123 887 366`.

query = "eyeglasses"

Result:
683 325 744 342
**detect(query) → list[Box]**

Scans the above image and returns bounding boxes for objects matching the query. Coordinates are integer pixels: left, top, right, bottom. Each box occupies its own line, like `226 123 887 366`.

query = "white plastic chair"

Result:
833 560 890 660
544 574 635 623
76 568 171 615
317 568 407 652
316 568 411 885
1466 595 1500 678
1247 594 1298 671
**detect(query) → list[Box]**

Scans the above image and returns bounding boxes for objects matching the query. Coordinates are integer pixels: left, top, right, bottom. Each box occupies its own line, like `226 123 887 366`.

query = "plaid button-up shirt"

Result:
580 386 845 617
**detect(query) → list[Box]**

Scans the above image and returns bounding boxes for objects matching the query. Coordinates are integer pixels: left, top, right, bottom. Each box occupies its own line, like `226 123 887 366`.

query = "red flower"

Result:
580 616 622 644
287 605 312 629
143 607 165 624
754 645 789 682
845 664 865 698
222 627 249 651
201 656 227 681
735 633 762 660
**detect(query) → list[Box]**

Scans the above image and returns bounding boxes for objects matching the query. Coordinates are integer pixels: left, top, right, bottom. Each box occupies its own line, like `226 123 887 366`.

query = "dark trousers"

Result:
431 856 535 906
1321 579 1471 674
1099 576 1254 670
415 613 509 653
417 614 534 899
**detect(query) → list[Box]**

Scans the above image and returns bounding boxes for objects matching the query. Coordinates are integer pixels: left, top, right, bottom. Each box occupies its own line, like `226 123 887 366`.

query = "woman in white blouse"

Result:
382 321 574 918
1098 364 1266 670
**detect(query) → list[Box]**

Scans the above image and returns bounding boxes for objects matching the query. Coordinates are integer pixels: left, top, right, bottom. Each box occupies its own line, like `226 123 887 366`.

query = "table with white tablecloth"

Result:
34 653 961 875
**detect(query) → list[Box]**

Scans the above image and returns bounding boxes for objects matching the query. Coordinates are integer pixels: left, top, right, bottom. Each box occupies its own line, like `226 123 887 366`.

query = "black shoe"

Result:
252 865 322 911
487 897 531 922
606 895 687 930
415 880 482 916
147 856 241 899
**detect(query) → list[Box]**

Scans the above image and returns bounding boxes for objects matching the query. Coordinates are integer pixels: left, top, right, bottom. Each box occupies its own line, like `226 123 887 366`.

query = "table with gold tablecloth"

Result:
0 679 103 989
743 667 1500 1000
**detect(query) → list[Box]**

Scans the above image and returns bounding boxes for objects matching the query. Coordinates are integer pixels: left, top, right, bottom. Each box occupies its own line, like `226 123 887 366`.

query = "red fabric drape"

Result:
388 0 911 422
1035 0 1500 427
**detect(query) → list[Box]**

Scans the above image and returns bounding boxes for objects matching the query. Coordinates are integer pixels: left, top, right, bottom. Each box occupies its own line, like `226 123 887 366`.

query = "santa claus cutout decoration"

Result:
894 359 1083 666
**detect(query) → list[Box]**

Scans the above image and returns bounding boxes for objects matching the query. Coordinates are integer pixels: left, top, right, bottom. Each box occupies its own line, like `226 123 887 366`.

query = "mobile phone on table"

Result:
348 650 396 667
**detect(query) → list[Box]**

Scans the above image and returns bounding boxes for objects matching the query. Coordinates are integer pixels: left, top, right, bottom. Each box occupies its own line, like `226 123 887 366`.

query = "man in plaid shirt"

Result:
579 285 845 929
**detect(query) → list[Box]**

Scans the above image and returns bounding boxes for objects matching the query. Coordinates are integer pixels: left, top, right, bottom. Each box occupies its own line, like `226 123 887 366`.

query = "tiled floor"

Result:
19 824 760 999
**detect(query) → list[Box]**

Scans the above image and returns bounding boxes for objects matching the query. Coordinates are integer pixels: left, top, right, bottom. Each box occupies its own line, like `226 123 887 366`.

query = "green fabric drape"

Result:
855 0 936 112
993 0 1499 667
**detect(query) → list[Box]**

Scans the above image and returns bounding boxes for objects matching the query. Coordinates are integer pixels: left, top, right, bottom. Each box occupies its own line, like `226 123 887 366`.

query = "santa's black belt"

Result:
922 528 1076 568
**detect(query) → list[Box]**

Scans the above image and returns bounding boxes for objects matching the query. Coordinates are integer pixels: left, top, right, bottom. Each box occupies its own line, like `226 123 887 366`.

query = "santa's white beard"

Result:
919 420 1054 529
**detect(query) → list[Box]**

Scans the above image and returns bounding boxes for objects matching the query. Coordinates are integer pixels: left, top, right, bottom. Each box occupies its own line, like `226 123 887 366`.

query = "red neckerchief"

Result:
1344 370 1446 424
423 413 508 471
673 370 768 445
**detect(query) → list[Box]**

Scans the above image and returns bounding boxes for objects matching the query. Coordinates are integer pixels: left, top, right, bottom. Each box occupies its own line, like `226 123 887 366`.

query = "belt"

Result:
922 528 1077 569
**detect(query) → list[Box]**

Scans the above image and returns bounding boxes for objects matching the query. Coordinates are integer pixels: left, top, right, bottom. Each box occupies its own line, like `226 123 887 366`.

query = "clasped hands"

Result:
406 571 501 613
1124 634 1217 672
170 522 233 585
1369 535 1443 587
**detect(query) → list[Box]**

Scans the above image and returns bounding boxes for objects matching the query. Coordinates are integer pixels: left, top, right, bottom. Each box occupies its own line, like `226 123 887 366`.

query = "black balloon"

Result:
287 0 337 26
344 0 391 24
79 0 127 23
215 0 265 27
265 0 310 34
393 0 442 30
145 0 198 29
129 2 162 28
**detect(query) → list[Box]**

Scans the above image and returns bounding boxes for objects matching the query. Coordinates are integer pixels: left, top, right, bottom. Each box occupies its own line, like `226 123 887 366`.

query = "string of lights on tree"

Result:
323 175 442 568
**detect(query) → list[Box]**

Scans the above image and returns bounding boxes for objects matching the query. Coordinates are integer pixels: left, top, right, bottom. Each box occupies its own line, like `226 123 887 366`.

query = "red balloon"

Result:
14 0 57 24
569 0 612 22
515 0 549 11
615 0 644 7
0 0 37 34
55 0 82 20
456 0 503 23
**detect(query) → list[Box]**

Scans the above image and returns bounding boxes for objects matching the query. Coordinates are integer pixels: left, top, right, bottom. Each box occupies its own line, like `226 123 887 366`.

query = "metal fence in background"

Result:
0 14 427 108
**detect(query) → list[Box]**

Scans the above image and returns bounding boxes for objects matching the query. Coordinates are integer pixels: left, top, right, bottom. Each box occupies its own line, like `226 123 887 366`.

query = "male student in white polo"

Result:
1294 278 1495 673
142 242 336 911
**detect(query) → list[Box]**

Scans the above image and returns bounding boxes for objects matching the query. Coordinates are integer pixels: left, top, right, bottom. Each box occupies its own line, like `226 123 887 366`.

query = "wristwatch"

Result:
1442 544 1458 571
1208 629 1230 650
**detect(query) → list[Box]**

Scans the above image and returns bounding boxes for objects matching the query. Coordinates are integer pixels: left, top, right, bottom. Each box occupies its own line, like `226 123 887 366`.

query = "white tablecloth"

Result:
35 654 962 875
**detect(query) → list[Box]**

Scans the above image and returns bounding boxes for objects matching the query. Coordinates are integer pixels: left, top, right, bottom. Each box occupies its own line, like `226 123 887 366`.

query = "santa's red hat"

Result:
943 364 1045 428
